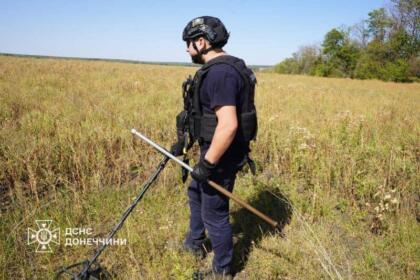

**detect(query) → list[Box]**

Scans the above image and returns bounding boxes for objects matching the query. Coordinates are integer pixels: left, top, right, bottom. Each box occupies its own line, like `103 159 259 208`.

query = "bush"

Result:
383 59 410 82
408 56 420 78
274 58 300 74
354 53 383 80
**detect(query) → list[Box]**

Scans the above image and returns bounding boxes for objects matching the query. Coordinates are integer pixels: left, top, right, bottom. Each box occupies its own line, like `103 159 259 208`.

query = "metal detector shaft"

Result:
76 155 170 279
131 129 279 229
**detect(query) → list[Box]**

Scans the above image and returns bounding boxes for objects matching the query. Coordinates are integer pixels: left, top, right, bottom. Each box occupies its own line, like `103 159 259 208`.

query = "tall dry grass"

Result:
0 55 418 279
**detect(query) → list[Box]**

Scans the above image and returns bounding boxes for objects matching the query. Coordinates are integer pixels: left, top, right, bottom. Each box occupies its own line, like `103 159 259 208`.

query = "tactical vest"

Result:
181 55 258 145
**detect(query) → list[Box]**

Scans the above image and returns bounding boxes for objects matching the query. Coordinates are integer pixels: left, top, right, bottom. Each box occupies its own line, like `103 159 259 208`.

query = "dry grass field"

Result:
0 55 419 279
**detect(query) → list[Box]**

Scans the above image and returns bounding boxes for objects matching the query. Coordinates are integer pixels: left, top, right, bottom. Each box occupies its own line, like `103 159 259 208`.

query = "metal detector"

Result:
55 156 170 279
56 129 280 279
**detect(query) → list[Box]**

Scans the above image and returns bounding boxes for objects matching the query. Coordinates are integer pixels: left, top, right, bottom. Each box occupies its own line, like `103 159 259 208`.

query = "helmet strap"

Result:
200 46 214 55
192 41 214 56
191 41 215 64
192 41 200 54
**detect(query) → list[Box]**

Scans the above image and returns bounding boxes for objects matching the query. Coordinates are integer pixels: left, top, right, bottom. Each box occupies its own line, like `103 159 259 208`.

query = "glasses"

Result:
186 38 201 47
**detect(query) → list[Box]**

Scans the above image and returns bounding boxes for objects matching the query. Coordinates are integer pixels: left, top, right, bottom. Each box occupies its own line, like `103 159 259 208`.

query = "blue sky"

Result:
1 0 387 65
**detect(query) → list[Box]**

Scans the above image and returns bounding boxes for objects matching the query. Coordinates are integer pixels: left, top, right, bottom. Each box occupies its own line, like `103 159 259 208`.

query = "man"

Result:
171 16 257 279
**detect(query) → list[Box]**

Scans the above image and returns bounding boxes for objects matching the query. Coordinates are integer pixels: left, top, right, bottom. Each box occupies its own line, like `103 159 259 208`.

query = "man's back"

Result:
199 61 250 159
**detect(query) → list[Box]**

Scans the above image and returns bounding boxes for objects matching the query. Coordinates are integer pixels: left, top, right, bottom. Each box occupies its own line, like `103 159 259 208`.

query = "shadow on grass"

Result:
230 187 293 275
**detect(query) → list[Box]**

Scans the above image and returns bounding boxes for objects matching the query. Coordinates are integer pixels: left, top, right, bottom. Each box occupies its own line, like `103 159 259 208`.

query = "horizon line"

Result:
0 52 274 69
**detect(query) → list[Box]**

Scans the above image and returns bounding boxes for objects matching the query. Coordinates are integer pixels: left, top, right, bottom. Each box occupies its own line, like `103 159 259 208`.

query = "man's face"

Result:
186 38 205 64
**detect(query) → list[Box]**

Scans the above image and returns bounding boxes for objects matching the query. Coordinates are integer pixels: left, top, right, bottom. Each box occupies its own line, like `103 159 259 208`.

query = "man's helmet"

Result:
182 16 229 48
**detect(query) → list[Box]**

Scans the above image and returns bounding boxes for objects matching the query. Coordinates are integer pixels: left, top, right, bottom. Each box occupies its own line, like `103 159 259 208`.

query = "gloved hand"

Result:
191 158 216 183
170 141 184 156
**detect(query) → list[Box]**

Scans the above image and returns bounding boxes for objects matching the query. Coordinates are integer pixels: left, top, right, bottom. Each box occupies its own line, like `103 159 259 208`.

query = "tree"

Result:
274 45 322 75
388 28 412 59
294 45 322 75
322 29 360 77
274 0 418 82
322 29 346 58
367 8 393 42
350 21 370 48
390 0 420 57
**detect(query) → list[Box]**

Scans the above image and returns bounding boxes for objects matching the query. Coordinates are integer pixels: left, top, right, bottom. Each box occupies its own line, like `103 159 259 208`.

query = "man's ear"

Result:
198 37 209 49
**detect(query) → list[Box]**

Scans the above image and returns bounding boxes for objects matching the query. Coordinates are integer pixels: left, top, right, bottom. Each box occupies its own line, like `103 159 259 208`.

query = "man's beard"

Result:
191 54 205 64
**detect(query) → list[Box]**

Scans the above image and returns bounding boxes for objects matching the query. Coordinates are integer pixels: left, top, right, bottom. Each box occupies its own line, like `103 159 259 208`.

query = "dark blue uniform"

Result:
184 63 248 274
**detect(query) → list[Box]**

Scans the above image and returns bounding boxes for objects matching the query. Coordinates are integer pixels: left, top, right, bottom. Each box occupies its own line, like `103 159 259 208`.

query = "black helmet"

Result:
182 16 229 48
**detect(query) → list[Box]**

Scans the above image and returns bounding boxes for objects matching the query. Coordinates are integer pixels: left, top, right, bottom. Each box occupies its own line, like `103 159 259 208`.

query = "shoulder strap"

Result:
199 55 256 113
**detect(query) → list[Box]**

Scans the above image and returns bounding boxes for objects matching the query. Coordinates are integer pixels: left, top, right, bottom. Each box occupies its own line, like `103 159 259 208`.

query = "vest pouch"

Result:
200 113 218 142
189 114 203 141
176 110 188 130
176 110 188 142
239 110 258 142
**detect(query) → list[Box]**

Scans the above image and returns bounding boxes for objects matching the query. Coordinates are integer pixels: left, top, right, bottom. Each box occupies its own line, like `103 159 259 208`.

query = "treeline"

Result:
275 0 419 82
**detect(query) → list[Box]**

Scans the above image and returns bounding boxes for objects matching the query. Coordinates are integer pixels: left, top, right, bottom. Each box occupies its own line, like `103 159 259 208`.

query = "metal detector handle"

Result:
131 129 279 229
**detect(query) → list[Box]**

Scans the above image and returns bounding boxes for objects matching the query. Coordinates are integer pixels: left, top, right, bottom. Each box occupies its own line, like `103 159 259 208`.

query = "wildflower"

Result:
299 143 309 150
391 198 399 204
379 203 385 211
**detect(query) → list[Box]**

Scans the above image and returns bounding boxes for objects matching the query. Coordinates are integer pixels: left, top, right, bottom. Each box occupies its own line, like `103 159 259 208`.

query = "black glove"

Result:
191 158 216 183
170 141 184 156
